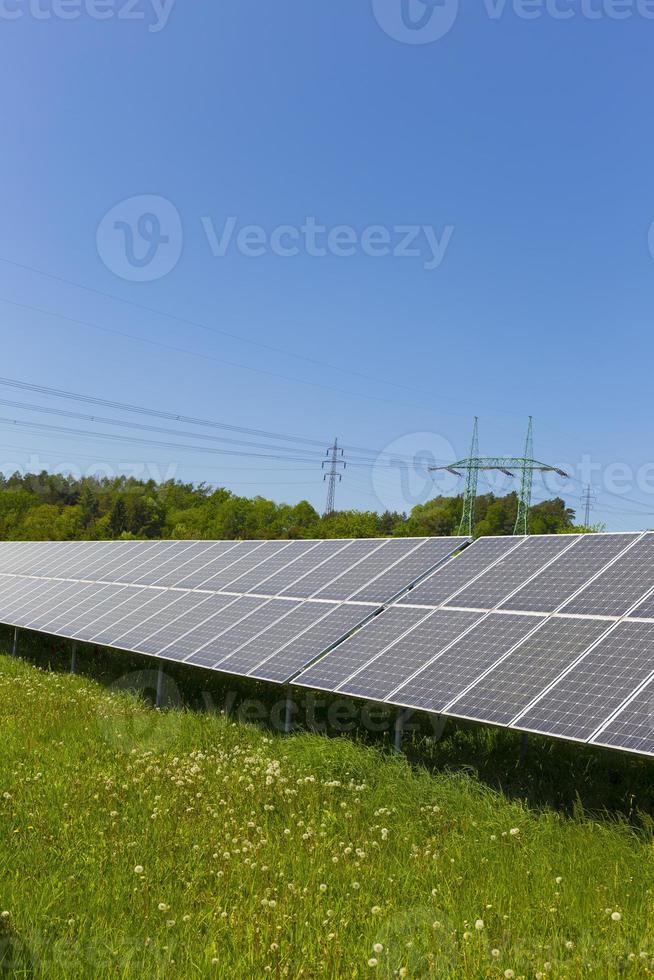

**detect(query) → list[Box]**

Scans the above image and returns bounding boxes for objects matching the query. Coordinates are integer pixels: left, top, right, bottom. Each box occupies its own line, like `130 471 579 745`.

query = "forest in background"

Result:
0 471 579 540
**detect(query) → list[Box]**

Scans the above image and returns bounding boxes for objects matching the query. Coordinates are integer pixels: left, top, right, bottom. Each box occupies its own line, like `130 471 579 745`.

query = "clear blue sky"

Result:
0 1 653 529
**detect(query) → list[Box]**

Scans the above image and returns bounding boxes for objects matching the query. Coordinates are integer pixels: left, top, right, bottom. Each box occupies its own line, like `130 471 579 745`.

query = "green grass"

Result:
2 653 654 978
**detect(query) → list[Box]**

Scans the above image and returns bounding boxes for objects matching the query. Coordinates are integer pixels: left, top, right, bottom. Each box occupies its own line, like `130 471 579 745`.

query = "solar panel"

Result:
142 594 239 658
20 542 81 578
244 540 353 597
206 599 304 668
626 588 654 620
448 616 611 726
109 541 196 585
3 578 74 619
6 543 60 576
340 610 487 702
222 541 320 594
349 537 468 604
294 607 429 693
514 620 654 742
0 576 44 613
110 591 212 650
54 542 134 582
71 587 151 643
173 541 264 589
100 542 182 584
390 612 544 713
88 590 176 645
0 542 29 570
39 583 120 633
251 603 372 683
11 581 85 629
591 677 654 756
445 536 577 611
156 541 241 588
217 602 330 676
310 540 420 601
45 586 129 636
195 541 291 592
278 540 383 598
45 543 111 579
130 542 207 586
25 583 114 631
0 577 67 619
177 596 271 666
398 537 522 608
500 533 638 614
560 532 654 618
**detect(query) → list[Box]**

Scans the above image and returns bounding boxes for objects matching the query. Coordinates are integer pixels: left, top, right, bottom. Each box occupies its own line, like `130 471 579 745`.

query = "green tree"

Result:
109 498 127 537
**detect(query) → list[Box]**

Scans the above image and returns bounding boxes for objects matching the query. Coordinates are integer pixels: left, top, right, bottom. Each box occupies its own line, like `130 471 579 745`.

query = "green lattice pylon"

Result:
514 416 534 536
430 416 568 539
459 417 479 537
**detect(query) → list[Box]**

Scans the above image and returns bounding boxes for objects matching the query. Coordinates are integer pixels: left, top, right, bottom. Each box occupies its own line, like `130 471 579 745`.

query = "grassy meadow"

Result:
2 645 654 978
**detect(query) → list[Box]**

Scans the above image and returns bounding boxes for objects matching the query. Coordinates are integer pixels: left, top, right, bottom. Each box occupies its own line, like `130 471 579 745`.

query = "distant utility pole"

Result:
322 438 346 516
429 417 569 537
582 485 597 527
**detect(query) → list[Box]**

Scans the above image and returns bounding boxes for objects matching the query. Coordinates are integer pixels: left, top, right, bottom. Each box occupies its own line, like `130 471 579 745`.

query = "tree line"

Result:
0 471 582 541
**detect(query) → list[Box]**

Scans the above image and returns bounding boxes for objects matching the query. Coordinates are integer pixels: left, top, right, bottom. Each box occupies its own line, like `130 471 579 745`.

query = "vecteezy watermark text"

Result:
201 216 454 271
372 0 654 45
0 0 176 31
96 194 455 281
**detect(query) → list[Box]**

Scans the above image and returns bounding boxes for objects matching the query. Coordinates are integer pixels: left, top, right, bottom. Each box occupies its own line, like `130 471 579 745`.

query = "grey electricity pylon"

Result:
322 438 346 516
582 485 597 527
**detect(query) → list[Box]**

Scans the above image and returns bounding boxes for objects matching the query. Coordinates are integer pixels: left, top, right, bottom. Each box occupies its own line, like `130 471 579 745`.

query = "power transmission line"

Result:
0 256 433 399
0 376 440 467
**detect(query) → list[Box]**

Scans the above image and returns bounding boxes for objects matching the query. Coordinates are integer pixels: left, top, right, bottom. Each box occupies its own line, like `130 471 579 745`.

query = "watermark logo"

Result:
97 669 182 753
96 194 182 282
372 0 459 43
371 431 459 513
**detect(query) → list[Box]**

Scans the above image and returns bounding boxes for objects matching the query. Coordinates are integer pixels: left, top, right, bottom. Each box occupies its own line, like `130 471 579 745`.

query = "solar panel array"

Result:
3 532 654 760
0 536 466 684
295 532 654 758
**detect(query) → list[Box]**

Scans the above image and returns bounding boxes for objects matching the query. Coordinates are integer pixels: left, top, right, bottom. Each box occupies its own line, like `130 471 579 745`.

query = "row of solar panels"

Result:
1 533 654 758
0 536 465 604
295 531 654 757
0 537 465 684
